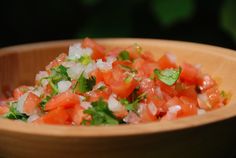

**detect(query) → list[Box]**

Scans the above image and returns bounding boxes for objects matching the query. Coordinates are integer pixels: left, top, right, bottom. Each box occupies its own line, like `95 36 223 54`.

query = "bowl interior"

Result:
0 38 236 136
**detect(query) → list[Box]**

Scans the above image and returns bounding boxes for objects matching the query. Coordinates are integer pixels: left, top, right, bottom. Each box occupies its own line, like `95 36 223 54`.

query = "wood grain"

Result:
0 39 236 158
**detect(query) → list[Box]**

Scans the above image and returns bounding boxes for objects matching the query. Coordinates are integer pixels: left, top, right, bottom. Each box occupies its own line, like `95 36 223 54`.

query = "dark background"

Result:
0 0 235 49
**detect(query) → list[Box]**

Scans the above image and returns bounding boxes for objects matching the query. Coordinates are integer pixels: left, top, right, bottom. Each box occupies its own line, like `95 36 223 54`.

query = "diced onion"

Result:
148 102 157 116
35 71 48 82
67 63 85 80
166 53 176 63
108 95 123 112
27 114 40 123
57 80 72 93
17 93 29 113
68 43 92 60
123 112 140 124
80 101 92 110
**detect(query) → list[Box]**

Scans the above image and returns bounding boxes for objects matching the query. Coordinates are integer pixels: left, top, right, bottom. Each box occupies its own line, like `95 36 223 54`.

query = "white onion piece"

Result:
84 62 97 77
31 87 44 97
35 71 48 82
27 114 40 123
123 112 140 124
79 95 86 102
155 87 163 99
96 57 115 71
16 93 29 113
57 80 72 93
168 105 181 113
148 102 157 116
80 101 92 110
67 63 85 80
108 95 123 112
68 43 92 60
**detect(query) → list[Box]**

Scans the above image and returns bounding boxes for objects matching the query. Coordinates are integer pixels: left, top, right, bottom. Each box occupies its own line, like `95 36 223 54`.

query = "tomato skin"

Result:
177 85 197 102
139 104 157 123
71 105 84 125
45 91 80 111
82 38 105 60
90 69 103 84
23 92 41 115
166 97 197 118
86 88 112 102
180 63 200 84
205 86 222 109
110 79 138 98
157 53 177 69
133 58 159 77
198 75 216 92
46 53 67 71
35 107 70 125
13 85 30 100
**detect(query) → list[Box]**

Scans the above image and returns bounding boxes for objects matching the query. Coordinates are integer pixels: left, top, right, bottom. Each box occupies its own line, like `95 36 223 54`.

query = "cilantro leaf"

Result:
50 65 71 84
74 73 96 93
78 55 91 65
154 67 182 86
121 92 146 111
84 99 119 125
39 96 52 110
4 102 28 121
118 50 130 60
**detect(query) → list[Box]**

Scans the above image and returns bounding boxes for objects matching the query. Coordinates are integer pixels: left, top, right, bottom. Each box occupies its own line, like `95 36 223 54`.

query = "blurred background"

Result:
0 0 235 49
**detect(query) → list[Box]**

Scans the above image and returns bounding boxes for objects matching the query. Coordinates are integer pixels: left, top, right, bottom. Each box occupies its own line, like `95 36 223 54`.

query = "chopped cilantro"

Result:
78 55 91 65
74 73 96 93
84 99 119 125
120 65 137 73
39 96 52 110
154 67 182 86
4 102 28 121
118 50 130 60
50 65 71 83
120 92 146 111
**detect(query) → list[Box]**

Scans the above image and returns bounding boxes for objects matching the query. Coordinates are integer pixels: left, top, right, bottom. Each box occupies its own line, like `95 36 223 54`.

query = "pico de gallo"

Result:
0 38 230 125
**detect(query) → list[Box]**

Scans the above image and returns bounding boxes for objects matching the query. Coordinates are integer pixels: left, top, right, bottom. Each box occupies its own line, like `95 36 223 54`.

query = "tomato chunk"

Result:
23 92 41 115
82 38 105 60
45 91 80 111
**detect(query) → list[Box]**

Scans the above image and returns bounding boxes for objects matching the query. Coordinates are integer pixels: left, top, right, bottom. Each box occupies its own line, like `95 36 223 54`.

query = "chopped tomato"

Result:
13 85 30 100
82 38 105 60
45 91 80 111
90 69 103 84
110 79 138 98
45 53 67 71
157 53 177 69
71 105 84 125
86 87 112 102
125 45 141 59
35 107 70 125
205 86 223 109
23 92 41 115
180 63 200 84
139 104 157 123
198 75 216 92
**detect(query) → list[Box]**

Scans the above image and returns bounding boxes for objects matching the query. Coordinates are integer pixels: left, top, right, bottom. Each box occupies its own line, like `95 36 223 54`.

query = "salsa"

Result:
0 38 230 125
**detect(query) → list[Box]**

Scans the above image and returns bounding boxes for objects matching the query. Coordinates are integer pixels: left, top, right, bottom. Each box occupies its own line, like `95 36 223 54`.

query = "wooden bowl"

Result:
0 39 236 158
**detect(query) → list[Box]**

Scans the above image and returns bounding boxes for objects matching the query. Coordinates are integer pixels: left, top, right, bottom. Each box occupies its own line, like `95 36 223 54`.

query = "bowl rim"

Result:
0 38 236 138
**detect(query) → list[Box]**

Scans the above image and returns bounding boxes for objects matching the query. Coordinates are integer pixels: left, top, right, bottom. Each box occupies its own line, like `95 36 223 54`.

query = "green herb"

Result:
39 96 52 110
84 99 119 125
50 65 71 84
78 55 91 65
118 50 130 60
120 92 146 111
74 73 96 93
49 80 59 95
120 65 137 73
4 102 28 121
154 67 182 86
